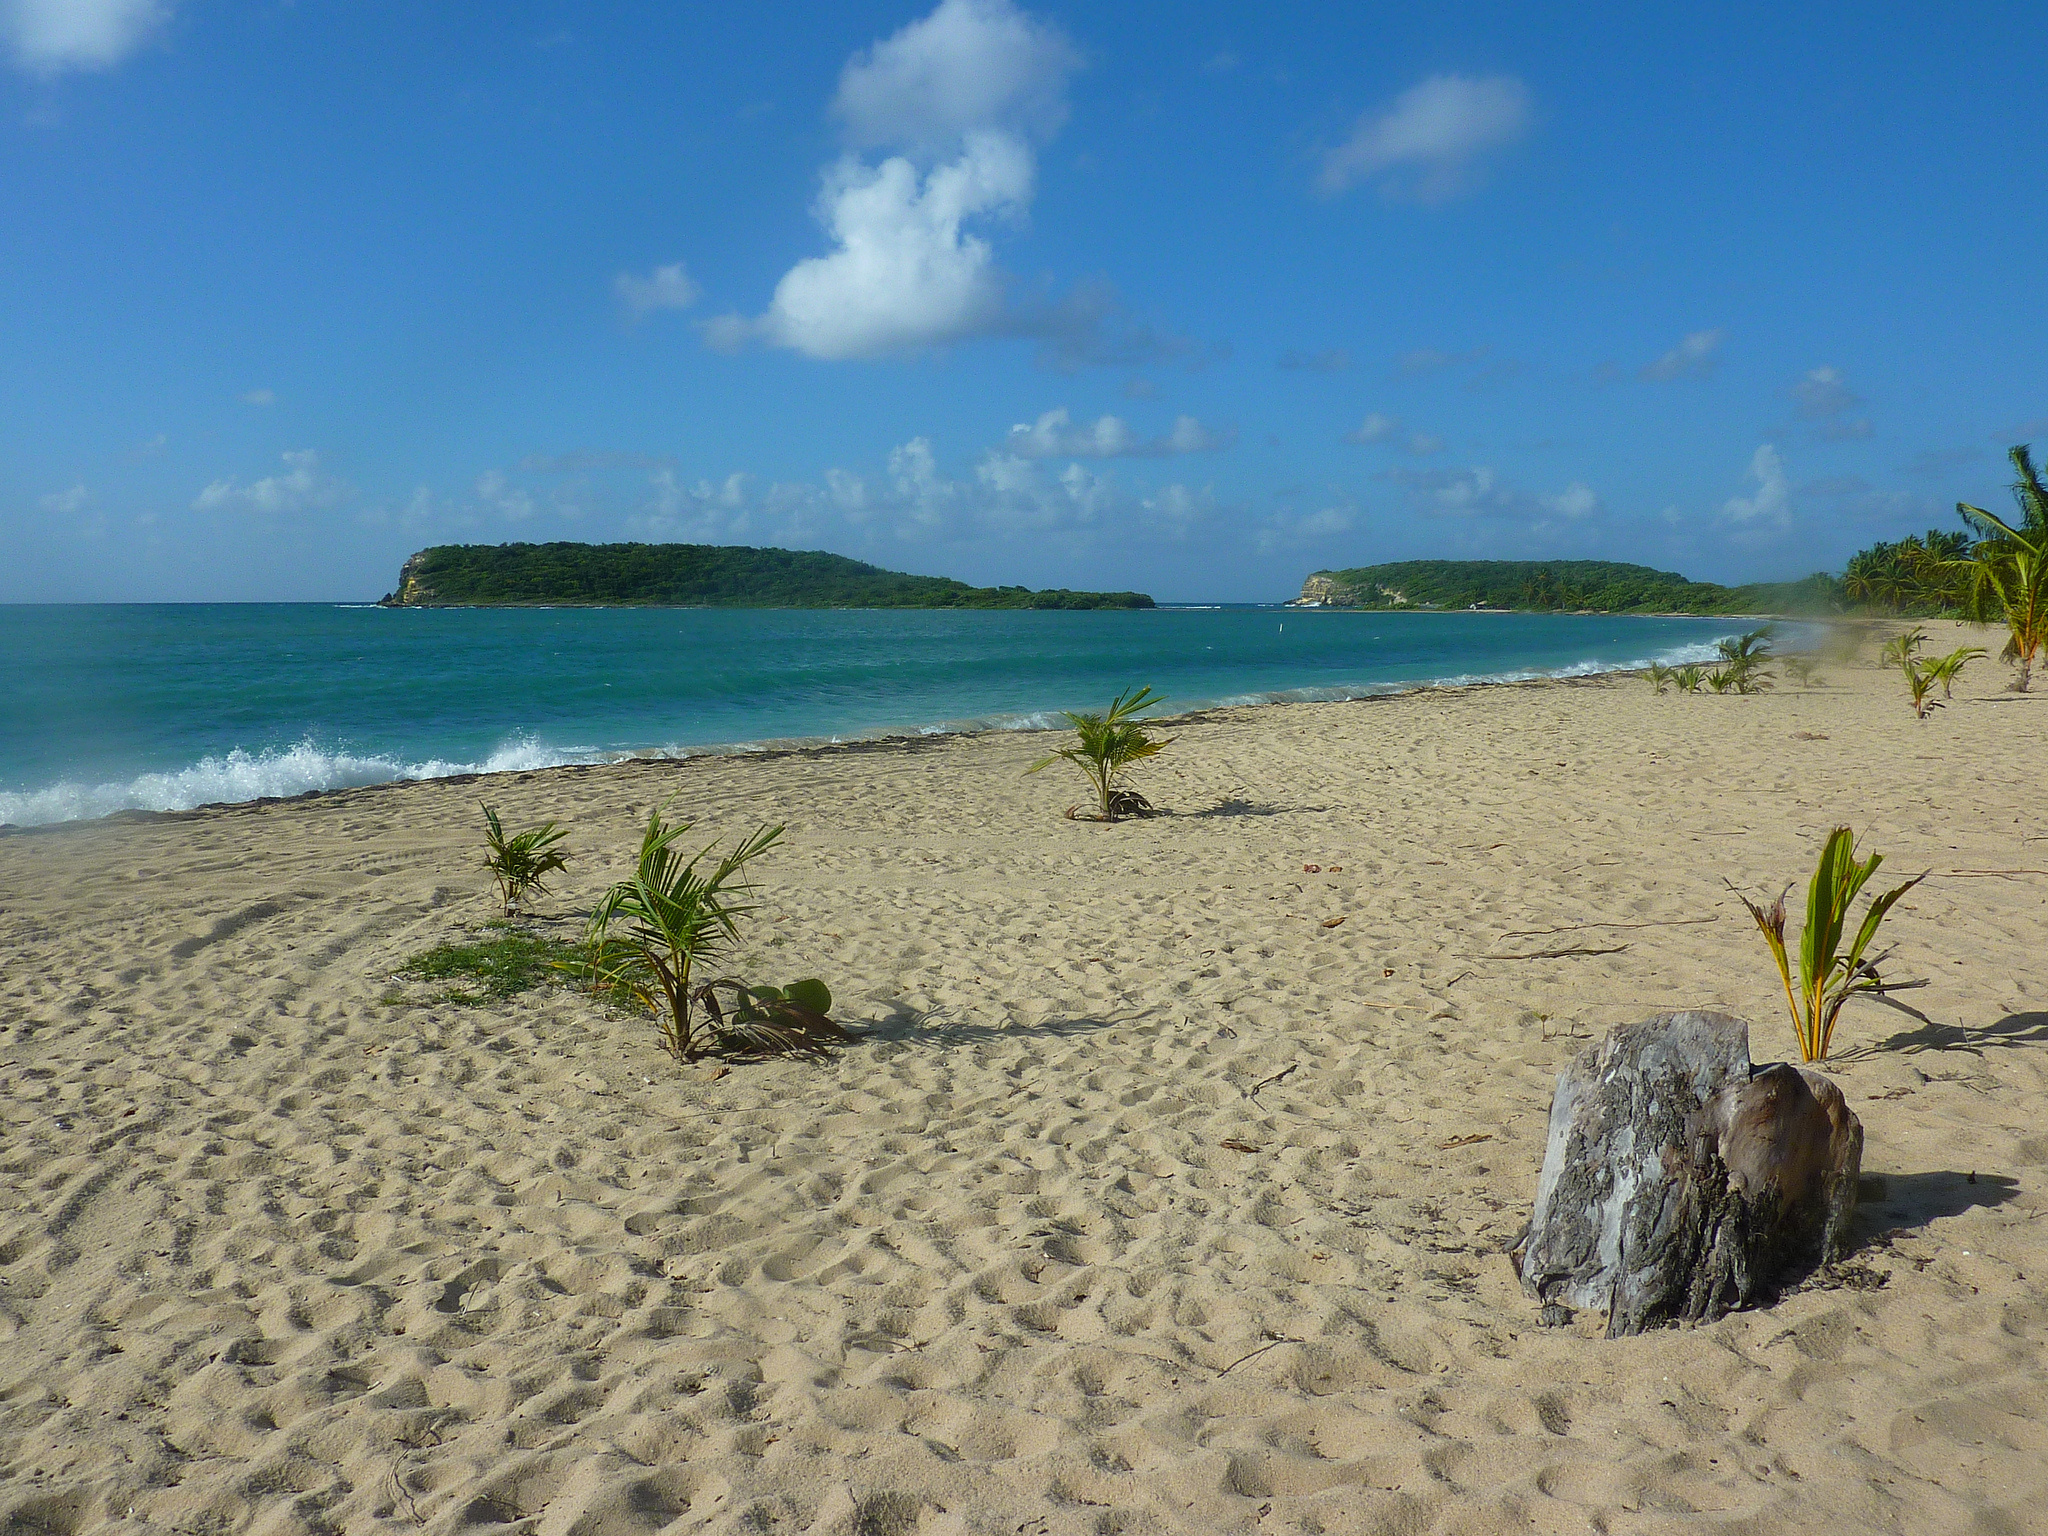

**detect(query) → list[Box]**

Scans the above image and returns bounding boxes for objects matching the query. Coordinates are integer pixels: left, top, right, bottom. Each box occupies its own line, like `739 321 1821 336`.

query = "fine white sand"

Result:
3 620 2045 1535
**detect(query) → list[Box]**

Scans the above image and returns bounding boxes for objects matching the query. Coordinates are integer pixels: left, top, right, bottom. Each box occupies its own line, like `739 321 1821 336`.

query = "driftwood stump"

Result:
1514 1010 1862 1337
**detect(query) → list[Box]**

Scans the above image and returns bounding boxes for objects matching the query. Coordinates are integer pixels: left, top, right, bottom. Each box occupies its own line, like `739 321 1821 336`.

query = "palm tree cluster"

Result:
1846 445 2048 691
1844 530 1971 613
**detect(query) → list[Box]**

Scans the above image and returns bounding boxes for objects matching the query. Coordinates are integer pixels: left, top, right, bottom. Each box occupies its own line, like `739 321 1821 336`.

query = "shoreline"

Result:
0 635 1789 836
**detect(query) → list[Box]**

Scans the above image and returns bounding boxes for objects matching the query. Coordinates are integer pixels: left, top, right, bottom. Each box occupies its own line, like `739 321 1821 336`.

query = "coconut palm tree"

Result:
1946 445 2048 691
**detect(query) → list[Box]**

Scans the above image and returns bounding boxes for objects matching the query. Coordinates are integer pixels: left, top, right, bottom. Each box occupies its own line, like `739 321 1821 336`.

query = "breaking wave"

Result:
0 737 607 829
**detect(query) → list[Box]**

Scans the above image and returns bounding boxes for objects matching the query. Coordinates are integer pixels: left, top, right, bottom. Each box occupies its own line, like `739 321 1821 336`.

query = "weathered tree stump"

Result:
1514 1010 1862 1337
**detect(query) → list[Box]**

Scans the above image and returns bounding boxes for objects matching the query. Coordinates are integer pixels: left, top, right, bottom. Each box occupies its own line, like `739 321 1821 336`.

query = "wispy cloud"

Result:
626 434 1217 550
38 483 89 515
1394 345 1486 378
1540 481 1599 520
240 388 275 407
1788 365 1871 440
1318 74 1532 201
192 450 346 514
614 262 701 319
1640 329 1724 382
1344 413 1443 455
1898 445 1988 479
3 0 168 75
1721 444 1789 526
1003 407 1232 458
474 470 537 521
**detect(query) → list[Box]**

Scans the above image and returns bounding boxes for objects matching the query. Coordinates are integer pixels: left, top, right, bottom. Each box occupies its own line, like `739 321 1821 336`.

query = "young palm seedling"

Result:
1925 645 1986 699
1902 658 1945 719
1878 626 1929 671
1674 663 1706 694
481 804 570 916
1708 625 1775 693
1782 656 1824 688
1027 685 1173 821
1729 826 1924 1063
584 810 847 1061
1647 663 1675 694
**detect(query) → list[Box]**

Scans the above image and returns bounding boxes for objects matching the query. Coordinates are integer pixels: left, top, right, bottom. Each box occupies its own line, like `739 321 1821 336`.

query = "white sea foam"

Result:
0 737 608 829
3 623 1788 829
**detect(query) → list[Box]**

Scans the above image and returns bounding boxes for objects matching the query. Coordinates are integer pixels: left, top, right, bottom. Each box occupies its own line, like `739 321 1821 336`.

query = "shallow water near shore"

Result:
1 603 1765 825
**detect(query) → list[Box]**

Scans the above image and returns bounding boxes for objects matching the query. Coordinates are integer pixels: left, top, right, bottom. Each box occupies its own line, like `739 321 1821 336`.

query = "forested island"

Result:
1295 559 1841 615
378 543 1154 610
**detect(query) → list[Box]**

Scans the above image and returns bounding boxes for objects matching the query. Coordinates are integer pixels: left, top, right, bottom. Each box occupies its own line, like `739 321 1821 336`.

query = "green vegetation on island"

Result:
1298 559 1838 616
379 542 1154 610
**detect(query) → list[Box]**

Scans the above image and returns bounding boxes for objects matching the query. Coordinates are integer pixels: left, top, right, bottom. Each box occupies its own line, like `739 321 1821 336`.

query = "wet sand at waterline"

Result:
3 619 2044 1535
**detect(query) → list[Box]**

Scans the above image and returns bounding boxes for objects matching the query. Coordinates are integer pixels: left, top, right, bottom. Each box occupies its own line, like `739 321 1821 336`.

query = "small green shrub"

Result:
1783 656 1823 687
482 804 570 915
1647 663 1674 694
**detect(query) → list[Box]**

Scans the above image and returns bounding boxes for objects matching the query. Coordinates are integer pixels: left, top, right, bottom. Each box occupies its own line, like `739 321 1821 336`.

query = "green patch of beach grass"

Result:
395 922 583 1007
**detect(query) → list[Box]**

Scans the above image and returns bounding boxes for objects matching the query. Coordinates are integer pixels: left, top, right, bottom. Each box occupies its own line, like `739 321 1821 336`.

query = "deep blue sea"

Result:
0 604 1766 827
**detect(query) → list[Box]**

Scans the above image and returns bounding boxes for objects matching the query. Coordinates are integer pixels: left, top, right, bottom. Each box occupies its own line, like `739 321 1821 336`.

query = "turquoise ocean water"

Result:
0 604 1769 827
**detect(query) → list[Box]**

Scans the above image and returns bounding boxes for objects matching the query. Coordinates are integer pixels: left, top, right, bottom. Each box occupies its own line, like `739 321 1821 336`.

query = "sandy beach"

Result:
2 619 2044 1536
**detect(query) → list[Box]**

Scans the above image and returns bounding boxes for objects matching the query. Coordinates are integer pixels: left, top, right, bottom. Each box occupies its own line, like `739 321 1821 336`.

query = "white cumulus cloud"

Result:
1722 445 1789 525
832 0 1081 152
1640 329 1725 382
741 131 1032 360
3 0 167 74
192 450 343 514
614 262 701 319
1318 74 1532 201
1004 407 1230 458
709 0 1164 367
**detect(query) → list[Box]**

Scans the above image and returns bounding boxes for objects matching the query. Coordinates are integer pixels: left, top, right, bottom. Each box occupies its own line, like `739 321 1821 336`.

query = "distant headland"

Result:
1292 559 1841 616
378 542 1155 610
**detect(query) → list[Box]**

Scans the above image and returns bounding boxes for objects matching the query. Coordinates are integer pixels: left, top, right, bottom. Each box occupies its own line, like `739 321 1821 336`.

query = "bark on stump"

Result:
1514 1010 1862 1337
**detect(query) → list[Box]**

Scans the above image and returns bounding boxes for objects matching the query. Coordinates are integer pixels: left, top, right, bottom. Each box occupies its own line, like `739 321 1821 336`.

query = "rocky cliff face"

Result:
1292 574 1345 606
378 551 437 607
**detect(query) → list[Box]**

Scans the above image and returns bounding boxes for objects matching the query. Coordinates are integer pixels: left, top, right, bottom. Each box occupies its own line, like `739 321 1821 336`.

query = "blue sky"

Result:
4 0 2045 603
